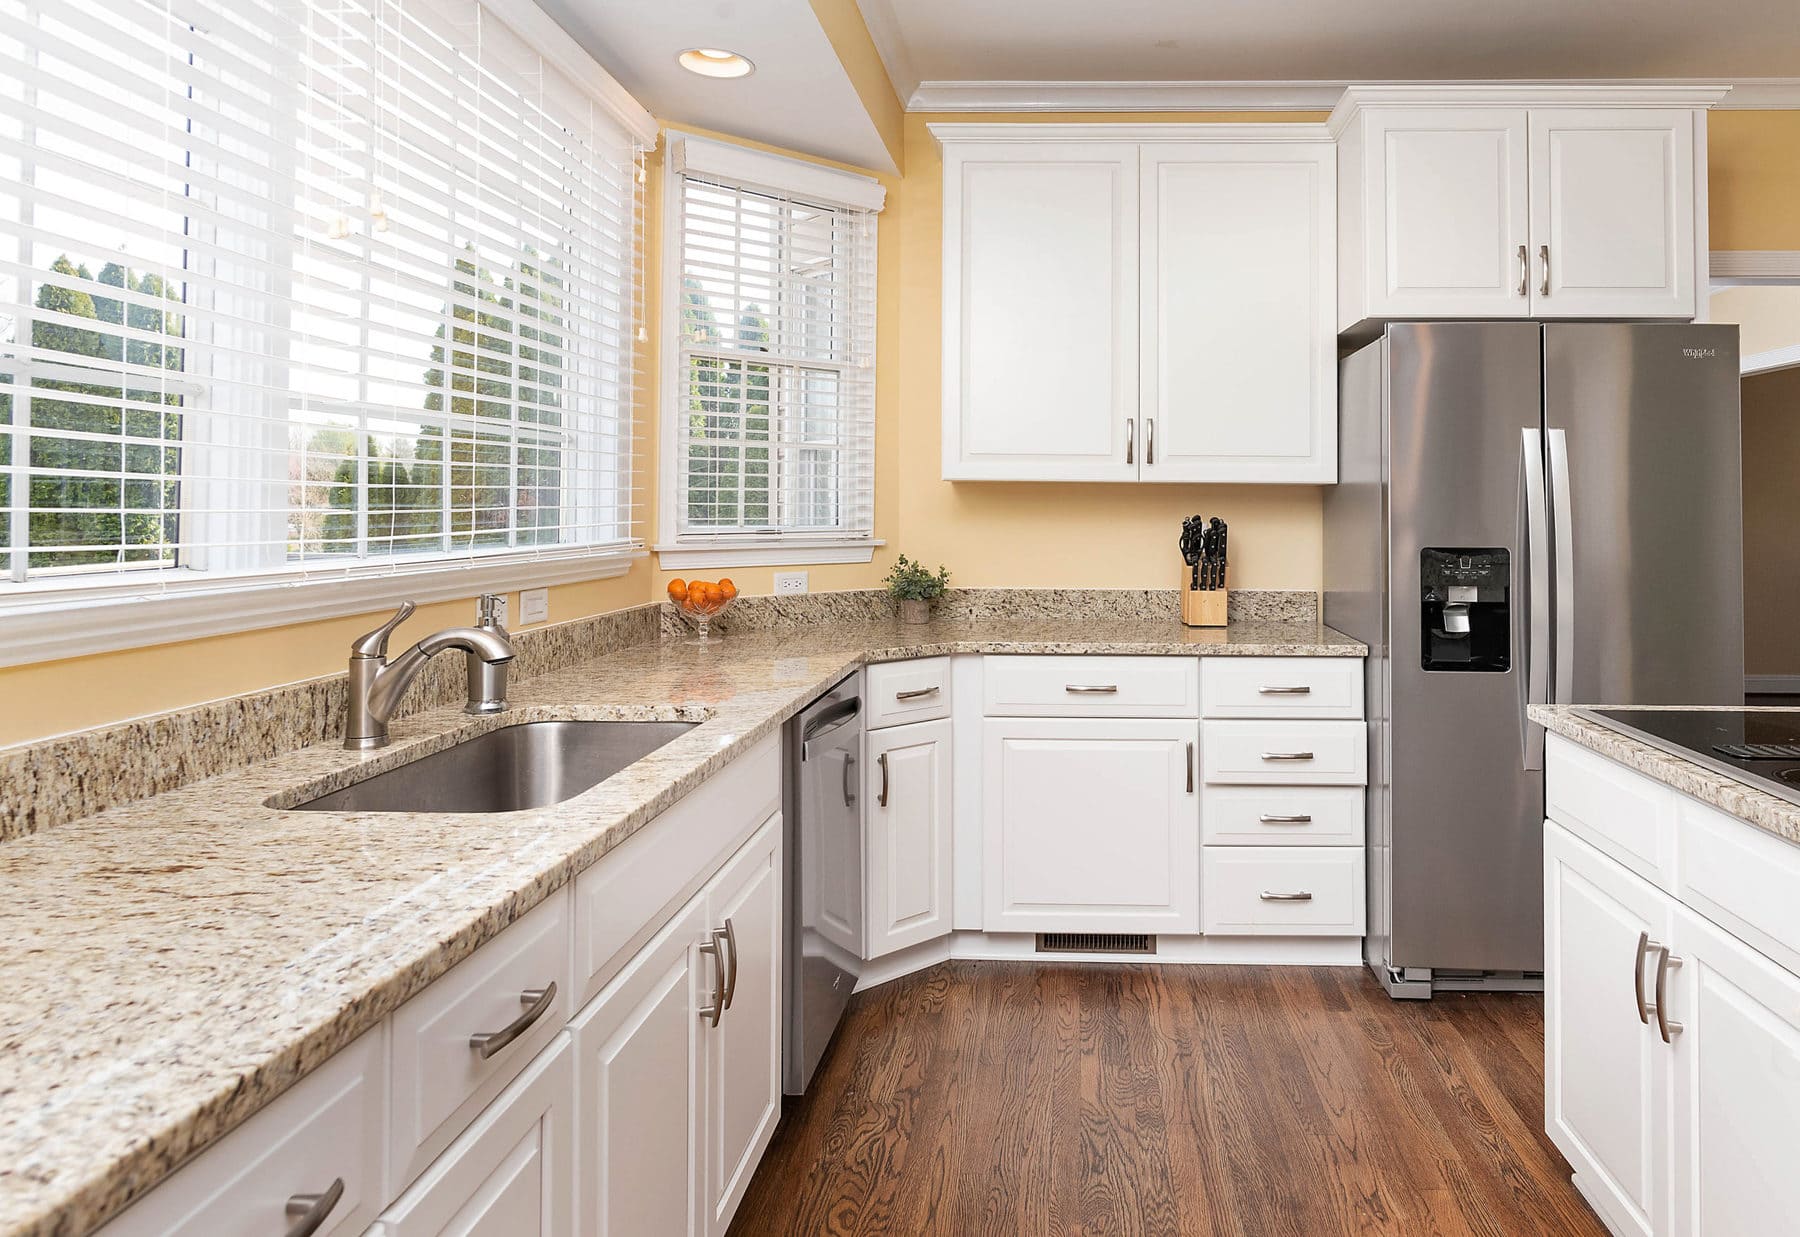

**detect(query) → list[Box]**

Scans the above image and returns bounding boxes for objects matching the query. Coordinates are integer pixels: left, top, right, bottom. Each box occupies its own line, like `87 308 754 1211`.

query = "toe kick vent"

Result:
1035 932 1156 955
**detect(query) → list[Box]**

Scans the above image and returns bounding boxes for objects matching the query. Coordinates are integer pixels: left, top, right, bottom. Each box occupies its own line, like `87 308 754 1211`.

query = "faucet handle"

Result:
350 601 416 660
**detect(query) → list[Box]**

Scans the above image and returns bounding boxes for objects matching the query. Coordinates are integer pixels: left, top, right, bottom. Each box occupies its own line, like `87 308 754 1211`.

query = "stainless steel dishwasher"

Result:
782 672 865 1095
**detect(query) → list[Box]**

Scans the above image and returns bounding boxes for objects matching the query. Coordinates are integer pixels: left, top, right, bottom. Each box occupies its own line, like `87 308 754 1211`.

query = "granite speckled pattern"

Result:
1532 704 1800 847
0 613 1360 1237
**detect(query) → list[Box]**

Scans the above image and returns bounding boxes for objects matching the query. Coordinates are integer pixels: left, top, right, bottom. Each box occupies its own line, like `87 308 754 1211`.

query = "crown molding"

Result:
853 0 920 104
927 121 1333 145
906 78 1800 117
1710 250 1800 285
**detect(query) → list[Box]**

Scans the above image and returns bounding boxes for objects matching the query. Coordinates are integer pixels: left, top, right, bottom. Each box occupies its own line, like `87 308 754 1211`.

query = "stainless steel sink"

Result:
290 720 698 813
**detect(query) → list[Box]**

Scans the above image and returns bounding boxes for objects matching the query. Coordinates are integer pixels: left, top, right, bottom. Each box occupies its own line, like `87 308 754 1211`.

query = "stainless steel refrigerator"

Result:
1324 322 1743 999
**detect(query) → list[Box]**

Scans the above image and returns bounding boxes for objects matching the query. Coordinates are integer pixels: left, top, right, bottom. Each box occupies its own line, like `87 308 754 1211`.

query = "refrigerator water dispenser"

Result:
1420 548 1510 672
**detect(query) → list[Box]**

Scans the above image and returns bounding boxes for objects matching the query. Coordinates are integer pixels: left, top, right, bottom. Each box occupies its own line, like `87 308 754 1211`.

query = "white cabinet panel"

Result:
1363 108 1531 320
1670 907 1800 1237
982 654 1199 718
1529 109 1695 318
570 899 705 1237
1201 846 1365 934
866 657 952 729
983 718 1199 933
1544 824 1671 1237
1199 657 1364 720
866 719 954 958
1200 720 1368 785
1546 732 1677 890
701 816 783 1237
1200 784 1364 846
376 1036 573 1237
942 142 1139 481
1139 143 1335 483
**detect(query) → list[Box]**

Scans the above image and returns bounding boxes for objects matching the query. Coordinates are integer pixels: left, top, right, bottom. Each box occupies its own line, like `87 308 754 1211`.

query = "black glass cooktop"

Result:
1578 708 1800 805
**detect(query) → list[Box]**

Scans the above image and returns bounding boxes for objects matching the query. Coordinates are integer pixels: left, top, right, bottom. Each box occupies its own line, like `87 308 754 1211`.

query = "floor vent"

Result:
1035 932 1156 955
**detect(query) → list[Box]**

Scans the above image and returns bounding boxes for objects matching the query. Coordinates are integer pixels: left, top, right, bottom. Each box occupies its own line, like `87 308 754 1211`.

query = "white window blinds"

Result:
668 137 879 544
0 0 648 605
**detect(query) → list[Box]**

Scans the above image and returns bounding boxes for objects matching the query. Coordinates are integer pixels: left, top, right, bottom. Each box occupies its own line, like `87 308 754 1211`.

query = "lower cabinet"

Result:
865 717 955 957
982 717 1199 934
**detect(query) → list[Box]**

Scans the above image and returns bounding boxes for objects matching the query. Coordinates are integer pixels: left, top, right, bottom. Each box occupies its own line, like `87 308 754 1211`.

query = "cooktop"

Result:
1575 708 1800 809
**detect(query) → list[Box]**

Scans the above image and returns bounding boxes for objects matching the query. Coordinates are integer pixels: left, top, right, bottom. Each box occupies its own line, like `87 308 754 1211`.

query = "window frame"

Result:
655 133 885 571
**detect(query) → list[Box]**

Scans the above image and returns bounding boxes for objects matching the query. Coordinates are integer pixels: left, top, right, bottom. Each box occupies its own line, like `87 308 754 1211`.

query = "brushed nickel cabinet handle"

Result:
1186 741 1195 794
878 751 889 807
284 1178 345 1237
1065 684 1120 694
894 685 940 701
1146 417 1156 465
1539 244 1550 297
698 933 724 1027
1259 813 1313 824
721 917 739 1011
1653 943 1683 1043
1260 751 1315 762
1258 685 1312 695
1125 418 1134 465
1517 243 1528 297
470 983 557 1060
843 752 857 807
1634 931 1652 1024
1260 891 1314 902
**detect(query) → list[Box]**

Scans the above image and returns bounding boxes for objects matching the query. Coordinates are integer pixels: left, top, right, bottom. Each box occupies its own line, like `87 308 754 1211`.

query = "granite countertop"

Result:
0 614 1362 1237
1531 704 1800 847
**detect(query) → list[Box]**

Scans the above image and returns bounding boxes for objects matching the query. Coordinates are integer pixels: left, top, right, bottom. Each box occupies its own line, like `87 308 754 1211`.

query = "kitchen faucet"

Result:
343 596 515 750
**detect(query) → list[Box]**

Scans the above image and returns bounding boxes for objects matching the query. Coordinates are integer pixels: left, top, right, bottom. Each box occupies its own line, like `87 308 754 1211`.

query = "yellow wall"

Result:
807 0 904 173
1709 111 1800 252
1741 365 1800 676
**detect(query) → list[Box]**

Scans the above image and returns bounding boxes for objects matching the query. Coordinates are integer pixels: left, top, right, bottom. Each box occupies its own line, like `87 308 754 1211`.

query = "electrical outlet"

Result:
773 571 809 596
519 587 550 625
479 593 510 627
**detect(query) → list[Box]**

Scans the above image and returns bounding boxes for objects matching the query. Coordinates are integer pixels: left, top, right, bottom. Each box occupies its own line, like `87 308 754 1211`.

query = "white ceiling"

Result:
531 0 897 171
859 0 1800 99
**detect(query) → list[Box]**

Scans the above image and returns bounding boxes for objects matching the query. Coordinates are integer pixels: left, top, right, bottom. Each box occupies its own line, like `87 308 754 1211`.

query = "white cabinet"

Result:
936 126 1336 485
865 718 954 957
373 1036 573 1237
1544 823 1671 1237
1138 141 1336 483
982 717 1199 934
939 139 1140 482
1332 88 1720 331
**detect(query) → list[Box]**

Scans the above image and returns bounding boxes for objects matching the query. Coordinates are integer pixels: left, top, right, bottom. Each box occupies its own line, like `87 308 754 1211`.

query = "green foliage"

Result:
683 295 772 529
884 554 950 601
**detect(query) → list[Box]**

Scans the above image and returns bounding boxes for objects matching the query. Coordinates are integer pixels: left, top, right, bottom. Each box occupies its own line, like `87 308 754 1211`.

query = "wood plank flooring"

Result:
728 962 1605 1237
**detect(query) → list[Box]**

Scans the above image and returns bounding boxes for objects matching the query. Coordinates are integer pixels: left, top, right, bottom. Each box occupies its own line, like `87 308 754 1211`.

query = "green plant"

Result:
884 554 951 601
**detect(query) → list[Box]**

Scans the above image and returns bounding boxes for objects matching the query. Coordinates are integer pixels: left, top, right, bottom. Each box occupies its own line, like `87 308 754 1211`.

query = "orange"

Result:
719 578 738 600
667 578 688 601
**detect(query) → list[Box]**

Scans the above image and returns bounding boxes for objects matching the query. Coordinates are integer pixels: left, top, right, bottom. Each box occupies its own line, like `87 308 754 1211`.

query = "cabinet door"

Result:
702 816 783 1237
1363 108 1530 319
1544 824 1672 1237
866 718 954 958
375 1037 573 1237
982 718 1199 934
941 141 1139 481
1140 143 1336 483
1529 109 1696 318
570 899 706 1237
1669 907 1800 1237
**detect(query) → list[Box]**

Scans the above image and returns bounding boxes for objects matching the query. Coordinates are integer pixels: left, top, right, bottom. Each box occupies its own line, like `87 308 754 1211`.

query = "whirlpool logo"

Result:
1682 347 1718 359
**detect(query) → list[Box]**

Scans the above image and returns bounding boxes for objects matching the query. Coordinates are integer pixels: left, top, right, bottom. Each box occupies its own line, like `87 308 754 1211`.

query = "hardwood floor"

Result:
729 962 1606 1237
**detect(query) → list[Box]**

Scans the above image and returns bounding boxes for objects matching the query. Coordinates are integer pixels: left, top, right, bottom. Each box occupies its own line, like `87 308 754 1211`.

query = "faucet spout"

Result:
343 604 517 750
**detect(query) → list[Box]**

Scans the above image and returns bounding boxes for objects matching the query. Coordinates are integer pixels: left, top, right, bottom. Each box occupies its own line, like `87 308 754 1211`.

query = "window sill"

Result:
0 548 644 668
653 538 884 570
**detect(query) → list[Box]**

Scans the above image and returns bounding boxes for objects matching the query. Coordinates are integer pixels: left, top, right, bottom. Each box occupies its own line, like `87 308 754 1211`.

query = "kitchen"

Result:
2 2 1799 1235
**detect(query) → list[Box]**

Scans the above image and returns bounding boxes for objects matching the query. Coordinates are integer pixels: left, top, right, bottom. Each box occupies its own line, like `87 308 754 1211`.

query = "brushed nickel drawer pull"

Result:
1634 931 1652 1024
1186 741 1195 793
1653 942 1683 1043
1260 751 1315 762
721 917 739 1011
878 751 890 807
469 982 557 1060
1258 685 1312 695
285 1178 345 1237
1517 243 1528 297
1259 813 1313 824
1260 891 1314 902
698 933 724 1027
1065 684 1120 694
1539 244 1551 297
894 685 940 701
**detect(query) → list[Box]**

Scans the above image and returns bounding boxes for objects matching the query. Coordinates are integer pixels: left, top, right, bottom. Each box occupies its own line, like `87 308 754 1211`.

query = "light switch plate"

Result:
519 587 550 625
773 571 809 596
479 593 510 627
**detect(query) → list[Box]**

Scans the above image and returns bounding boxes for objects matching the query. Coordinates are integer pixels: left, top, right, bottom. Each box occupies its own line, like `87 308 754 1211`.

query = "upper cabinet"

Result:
936 126 1337 485
1333 87 1725 333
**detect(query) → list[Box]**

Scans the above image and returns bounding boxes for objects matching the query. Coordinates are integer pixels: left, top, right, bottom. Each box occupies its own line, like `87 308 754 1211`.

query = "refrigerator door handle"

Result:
1548 428 1575 706
1520 428 1550 769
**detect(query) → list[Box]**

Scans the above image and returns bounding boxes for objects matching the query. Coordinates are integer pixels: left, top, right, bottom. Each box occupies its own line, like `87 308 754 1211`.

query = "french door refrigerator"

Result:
1325 322 1742 999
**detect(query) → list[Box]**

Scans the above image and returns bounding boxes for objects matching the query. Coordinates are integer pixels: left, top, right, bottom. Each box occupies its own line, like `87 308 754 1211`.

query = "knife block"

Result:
1180 565 1228 628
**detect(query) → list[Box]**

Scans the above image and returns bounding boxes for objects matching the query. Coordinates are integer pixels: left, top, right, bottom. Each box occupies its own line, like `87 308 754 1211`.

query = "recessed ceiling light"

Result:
678 47 754 79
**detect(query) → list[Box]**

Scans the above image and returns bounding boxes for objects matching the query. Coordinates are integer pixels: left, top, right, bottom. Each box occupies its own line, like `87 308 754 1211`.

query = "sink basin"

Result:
291 720 698 813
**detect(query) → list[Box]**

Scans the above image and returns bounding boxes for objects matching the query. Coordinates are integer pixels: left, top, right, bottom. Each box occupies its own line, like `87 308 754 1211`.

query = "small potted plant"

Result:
885 554 951 624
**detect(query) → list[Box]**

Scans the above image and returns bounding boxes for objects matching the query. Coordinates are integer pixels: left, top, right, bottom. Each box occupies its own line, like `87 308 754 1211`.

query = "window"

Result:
659 134 882 569
0 0 652 659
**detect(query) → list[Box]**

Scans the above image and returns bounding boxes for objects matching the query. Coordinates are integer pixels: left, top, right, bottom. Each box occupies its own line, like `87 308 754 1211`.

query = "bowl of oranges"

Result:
667 576 738 643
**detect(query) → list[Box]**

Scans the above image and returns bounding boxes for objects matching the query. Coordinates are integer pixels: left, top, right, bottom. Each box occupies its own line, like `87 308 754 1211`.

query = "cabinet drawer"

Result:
1677 795 1800 978
1201 784 1365 845
574 734 779 1007
1545 733 1676 890
866 658 951 728
1200 657 1363 719
983 655 1199 718
99 1030 386 1237
1202 847 1366 935
390 887 573 1190
1201 720 1367 785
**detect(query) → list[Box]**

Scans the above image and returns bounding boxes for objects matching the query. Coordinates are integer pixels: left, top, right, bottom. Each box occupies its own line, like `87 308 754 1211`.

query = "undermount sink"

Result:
290 720 698 813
